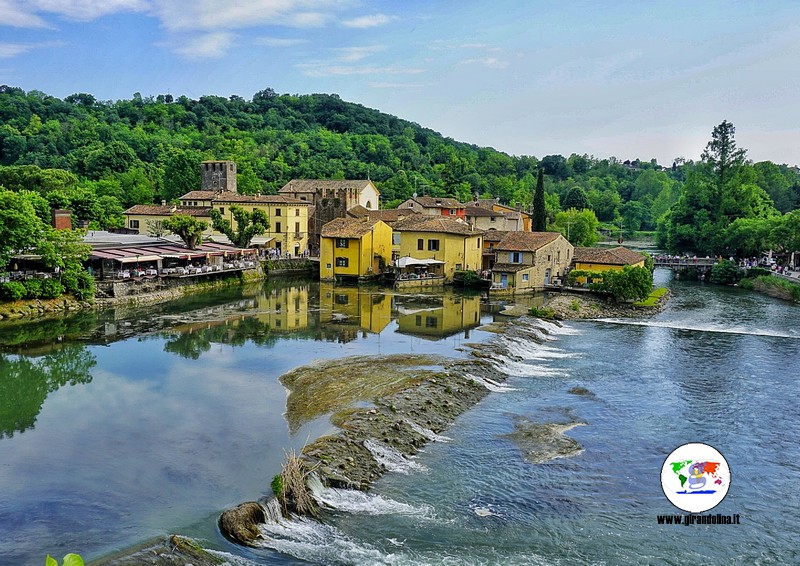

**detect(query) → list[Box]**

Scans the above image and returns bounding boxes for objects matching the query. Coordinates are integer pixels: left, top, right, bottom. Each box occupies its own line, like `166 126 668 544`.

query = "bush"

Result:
710 259 743 285
1 281 26 301
61 268 95 301
41 278 65 299
529 305 557 319
23 277 42 299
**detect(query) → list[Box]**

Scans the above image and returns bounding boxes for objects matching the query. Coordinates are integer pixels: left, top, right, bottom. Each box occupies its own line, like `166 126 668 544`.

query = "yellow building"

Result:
477 199 532 231
570 246 646 285
319 217 393 281
209 193 309 255
491 232 574 291
123 204 214 236
250 284 310 332
393 216 483 282
573 246 646 272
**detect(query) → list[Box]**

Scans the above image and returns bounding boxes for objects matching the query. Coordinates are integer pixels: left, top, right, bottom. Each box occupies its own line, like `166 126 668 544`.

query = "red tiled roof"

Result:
124 205 211 217
279 179 377 193
211 192 307 205
409 196 465 209
573 246 646 266
321 217 384 238
393 215 482 236
179 191 217 200
466 205 503 218
496 231 561 252
491 263 529 273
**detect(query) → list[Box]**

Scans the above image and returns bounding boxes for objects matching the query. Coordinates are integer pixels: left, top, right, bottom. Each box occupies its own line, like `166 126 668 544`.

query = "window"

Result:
335 294 349 305
425 316 438 328
428 239 440 251
415 315 422 326
295 222 300 236
456 263 462 271
490 216 496 222
336 238 349 248
295 208 300 216
219 207 225 215
511 252 522 263
276 222 282 233
418 238 424 251
326 263 332 269
408 202 414 208
130 219 139 229
275 208 282 216
522 274 529 282
366 200 372 209
335 257 349 267
392 233 401 245
449 209 455 214
547 254 551 261
557 250 560 262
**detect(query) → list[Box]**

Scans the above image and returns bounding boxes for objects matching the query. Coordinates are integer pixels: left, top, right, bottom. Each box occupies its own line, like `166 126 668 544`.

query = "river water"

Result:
1 271 798 565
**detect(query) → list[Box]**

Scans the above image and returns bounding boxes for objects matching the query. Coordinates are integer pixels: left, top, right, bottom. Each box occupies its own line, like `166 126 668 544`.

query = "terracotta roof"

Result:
477 198 500 208
321 217 383 238
347 205 370 217
393 215 482 236
410 196 465 209
496 231 561 252
573 246 645 266
466 205 503 218
483 230 509 242
124 205 211 217
179 191 217 200
279 179 378 194
491 263 529 273
211 192 307 205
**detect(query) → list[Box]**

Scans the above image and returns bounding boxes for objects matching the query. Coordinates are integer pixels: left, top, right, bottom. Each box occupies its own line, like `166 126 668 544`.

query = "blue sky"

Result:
2 0 799 166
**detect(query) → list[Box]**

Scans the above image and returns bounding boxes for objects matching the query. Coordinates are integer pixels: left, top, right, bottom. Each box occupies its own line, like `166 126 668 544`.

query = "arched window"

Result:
366 200 372 209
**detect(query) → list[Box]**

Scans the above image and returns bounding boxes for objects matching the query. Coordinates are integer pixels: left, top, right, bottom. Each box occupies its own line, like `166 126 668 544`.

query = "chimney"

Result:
170 205 177 213
161 200 166 206
51 209 72 230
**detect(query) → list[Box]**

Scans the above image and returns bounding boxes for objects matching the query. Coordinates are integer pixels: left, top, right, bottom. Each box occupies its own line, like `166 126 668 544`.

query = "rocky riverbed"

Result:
545 290 670 320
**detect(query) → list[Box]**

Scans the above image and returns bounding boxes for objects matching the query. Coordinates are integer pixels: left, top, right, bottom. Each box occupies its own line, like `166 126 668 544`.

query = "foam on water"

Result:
596 318 800 339
307 473 434 517
404 419 452 442
490 356 568 378
463 372 518 392
364 439 427 474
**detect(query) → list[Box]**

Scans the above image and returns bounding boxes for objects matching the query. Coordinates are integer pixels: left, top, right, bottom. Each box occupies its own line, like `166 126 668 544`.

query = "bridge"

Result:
653 256 718 272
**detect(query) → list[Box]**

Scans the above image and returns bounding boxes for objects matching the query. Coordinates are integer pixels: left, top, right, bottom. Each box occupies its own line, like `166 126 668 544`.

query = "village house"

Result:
571 246 647 284
393 215 483 282
477 198 531 231
490 231 574 291
319 216 392 282
123 204 214 237
398 195 467 220
279 179 380 250
347 205 420 261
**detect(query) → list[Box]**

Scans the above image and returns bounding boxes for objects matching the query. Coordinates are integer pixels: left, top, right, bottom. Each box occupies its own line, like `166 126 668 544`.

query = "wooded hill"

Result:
1 86 798 255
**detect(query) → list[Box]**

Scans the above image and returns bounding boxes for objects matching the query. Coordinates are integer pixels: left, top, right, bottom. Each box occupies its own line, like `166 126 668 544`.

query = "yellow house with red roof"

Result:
491 231 574 291
319 217 392 281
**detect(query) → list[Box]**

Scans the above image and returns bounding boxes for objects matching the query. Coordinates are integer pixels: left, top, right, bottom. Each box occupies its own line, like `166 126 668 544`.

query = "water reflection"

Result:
0 344 96 438
395 294 482 340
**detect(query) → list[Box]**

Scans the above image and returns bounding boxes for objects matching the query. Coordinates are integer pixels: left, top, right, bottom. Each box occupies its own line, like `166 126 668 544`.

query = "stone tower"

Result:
201 160 237 193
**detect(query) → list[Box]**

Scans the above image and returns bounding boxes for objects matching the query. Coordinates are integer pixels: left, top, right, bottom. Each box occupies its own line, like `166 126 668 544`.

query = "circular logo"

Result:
660 442 730 513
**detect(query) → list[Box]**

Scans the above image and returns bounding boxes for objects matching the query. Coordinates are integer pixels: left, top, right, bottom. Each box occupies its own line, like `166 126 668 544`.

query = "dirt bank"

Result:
545 290 669 320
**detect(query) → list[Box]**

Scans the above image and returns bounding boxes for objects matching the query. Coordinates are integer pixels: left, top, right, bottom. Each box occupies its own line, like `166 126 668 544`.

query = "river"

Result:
0 270 798 565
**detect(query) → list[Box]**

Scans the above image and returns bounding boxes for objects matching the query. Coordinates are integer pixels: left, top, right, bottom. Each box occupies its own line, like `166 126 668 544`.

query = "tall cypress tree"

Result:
533 167 547 231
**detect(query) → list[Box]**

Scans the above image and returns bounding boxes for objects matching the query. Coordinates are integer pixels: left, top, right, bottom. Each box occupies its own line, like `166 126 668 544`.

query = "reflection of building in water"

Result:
252 285 310 332
395 295 481 339
319 283 392 335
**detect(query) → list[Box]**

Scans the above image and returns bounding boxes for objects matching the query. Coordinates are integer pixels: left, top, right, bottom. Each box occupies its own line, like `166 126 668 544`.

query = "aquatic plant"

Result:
45 553 83 566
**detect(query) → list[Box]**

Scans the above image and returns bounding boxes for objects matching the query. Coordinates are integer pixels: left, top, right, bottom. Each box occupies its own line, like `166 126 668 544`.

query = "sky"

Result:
2 0 800 166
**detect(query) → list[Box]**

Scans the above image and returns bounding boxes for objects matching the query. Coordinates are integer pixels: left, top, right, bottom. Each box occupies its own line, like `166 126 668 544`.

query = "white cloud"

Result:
254 36 307 47
0 40 60 58
0 0 50 27
298 63 425 78
460 57 509 69
30 0 148 21
334 45 385 62
148 0 336 32
341 13 392 29
369 81 424 89
172 31 234 60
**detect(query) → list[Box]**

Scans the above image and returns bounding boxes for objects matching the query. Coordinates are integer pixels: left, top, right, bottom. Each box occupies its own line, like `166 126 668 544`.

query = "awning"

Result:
249 236 275 245
395 257 445 268
119 254 163 263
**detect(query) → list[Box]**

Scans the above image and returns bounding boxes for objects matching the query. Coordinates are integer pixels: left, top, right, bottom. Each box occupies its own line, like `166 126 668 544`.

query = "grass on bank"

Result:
633 287 668 307
738 275 800 302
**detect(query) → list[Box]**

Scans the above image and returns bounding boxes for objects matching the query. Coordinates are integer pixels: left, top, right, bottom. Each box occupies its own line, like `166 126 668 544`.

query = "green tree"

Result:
562 186 590 210
36 228 91 272
702 120 747 194
553 208 600 246
0 190 48 267
162 214 207 249
601 265 653 302
532 168 546 231
210 206 269 248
